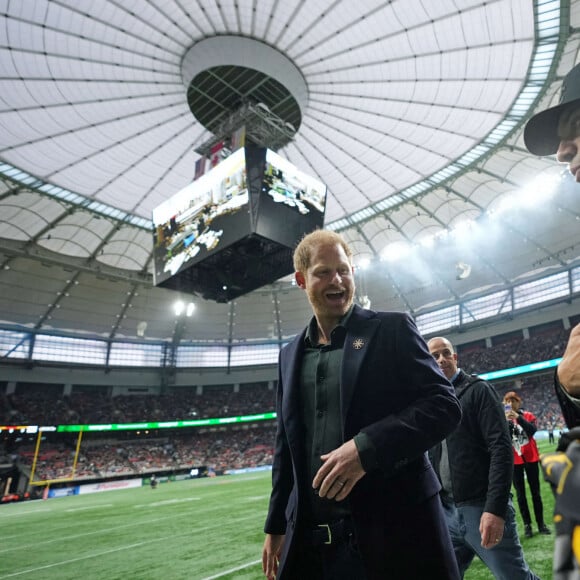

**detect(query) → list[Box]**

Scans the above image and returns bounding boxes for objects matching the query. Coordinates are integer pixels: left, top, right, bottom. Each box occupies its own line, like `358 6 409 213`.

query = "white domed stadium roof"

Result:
0 0 579 348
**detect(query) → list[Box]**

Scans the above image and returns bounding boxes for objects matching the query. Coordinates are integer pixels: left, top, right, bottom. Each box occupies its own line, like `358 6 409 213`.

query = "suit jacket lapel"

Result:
280 329 306 448
341 306 380 424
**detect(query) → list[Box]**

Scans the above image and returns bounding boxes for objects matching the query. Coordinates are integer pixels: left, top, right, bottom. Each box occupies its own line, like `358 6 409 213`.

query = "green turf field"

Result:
1 439 559 579
1 473 270 580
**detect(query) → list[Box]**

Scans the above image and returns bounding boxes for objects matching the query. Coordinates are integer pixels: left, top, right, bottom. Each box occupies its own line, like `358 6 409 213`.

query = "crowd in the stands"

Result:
2 320 576 482
457 327 569 375
1 383 276 426
14 424 276 482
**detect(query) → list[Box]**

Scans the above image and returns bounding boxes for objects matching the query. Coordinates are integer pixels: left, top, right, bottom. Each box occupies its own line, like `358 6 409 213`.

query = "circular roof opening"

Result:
187 64 302 136
181 36 307 150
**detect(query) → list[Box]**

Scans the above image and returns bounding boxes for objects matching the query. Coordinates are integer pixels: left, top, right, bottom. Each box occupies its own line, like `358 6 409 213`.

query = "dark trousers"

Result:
288 533 367 580
513 461 545 527
282 494 459 580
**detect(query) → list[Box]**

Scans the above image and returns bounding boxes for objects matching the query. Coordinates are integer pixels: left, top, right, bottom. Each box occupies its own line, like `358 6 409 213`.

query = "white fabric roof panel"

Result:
0 0 579 346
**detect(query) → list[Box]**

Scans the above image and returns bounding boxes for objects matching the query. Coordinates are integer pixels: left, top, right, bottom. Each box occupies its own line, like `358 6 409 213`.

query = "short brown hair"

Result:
503 391 522 403
293 229 353 272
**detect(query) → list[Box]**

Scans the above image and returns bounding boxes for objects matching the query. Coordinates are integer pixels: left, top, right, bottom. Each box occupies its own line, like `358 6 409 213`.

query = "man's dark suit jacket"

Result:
264 305 462 579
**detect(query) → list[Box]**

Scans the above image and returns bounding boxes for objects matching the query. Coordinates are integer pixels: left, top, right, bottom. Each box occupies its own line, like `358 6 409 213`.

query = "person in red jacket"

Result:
503 391 551 538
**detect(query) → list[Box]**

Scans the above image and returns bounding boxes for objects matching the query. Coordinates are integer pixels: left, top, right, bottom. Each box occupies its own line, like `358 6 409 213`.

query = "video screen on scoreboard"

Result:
152 148 251 286
256 149 327 247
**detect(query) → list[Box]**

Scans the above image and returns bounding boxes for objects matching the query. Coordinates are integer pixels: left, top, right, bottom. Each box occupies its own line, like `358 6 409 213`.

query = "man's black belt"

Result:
303 518 355 547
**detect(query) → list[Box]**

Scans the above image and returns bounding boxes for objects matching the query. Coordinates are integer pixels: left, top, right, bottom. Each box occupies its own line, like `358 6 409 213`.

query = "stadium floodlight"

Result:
518 174 559 207
136 321 147 337
418 234 435 249
380 241 412 262
456 262 472 280
450 219 474 238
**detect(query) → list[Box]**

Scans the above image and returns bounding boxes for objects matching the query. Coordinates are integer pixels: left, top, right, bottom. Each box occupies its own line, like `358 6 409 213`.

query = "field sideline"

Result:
2 439 558 579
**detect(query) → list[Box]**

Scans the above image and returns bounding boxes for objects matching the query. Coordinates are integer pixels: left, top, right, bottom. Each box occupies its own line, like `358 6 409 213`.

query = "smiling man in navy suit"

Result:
261 229 462 580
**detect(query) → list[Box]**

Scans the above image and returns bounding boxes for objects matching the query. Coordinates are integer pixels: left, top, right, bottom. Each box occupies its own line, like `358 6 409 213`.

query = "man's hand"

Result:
262 534 284 579
558 323 580 397
312 439 365 501
479 511 505 549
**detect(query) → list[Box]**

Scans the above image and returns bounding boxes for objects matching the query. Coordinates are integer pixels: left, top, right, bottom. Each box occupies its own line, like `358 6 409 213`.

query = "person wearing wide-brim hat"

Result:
524 62 580 580
523 64 580 429
525 62 580 161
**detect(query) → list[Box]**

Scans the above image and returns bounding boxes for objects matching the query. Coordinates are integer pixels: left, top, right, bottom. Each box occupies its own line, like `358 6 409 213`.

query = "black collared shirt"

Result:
300 307 353 524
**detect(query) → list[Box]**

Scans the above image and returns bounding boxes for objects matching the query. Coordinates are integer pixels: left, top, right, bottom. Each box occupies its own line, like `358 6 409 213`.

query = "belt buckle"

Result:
318 523 332 545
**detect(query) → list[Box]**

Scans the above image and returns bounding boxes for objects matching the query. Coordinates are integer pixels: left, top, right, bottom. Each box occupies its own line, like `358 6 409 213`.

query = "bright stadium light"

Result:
357 257 371 270
380 241 412 262
518 174 559 207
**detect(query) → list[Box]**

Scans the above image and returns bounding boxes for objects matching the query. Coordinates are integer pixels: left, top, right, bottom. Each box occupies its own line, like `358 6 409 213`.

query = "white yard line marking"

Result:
0 536 179 578
0 514 176 552
0 508 52 517
201 559 262 579
66 504 113 512
134 497 201 508
0 513 259 577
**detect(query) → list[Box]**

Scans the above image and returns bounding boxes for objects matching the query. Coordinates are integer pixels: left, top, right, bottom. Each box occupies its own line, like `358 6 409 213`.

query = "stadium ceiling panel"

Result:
0 0 580 344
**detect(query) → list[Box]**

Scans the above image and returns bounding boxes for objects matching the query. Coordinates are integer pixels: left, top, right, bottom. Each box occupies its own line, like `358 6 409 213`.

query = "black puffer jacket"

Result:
429 370 513 518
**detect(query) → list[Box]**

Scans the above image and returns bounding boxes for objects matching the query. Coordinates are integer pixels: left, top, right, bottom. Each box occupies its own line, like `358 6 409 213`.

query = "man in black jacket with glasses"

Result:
428 336 540 580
